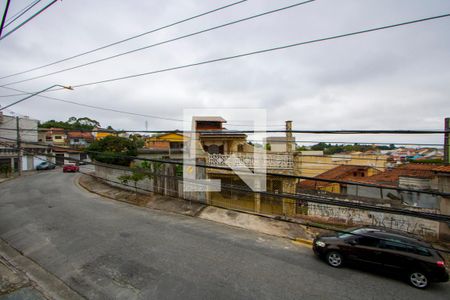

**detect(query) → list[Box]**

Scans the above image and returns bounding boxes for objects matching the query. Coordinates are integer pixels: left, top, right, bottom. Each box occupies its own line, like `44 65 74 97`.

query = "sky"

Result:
0 0 449 146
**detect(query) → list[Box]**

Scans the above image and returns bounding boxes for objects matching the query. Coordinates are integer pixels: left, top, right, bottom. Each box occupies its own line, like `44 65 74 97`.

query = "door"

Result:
55 154 64 166
345 236 383 266
378 239 415 272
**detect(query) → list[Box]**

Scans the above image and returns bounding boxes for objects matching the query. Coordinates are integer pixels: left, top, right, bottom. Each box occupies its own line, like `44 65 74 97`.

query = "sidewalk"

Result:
78 174 315 244
0 255 45 300
0 239 84 300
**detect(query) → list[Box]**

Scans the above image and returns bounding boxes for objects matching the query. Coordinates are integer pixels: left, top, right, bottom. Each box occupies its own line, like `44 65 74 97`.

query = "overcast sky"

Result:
0 0 449 145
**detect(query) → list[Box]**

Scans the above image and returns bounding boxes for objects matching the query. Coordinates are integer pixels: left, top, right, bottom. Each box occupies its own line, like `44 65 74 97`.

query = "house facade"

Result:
0 113 52 172
186 116 297 215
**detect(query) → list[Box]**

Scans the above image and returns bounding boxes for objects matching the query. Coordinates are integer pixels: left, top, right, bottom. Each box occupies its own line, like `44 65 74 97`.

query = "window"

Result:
355 236 379 247
237 144 244 152
54 135 62 139
208 144 220 154
379 239 414 253
73 138 79 143
413 246 431 256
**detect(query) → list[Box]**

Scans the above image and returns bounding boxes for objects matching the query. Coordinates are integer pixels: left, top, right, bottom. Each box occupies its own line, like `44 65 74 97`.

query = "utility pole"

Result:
16 116 22 176
444 117 450 164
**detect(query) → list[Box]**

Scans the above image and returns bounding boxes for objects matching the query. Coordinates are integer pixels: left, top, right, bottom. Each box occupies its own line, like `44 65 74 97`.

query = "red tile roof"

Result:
67 131 94 140
349 163 441 186
432 165 450 173
299 165 374 189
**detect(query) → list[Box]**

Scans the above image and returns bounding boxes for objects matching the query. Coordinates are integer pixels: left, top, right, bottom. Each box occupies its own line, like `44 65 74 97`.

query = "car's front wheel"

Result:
326 251 344 268
409 271 429 289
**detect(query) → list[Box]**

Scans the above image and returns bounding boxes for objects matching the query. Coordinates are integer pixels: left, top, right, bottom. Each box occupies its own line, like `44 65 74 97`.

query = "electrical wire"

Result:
0 86 284 127
60 13 450 91
0 0 248 80
0 0 11 38
0 0 317 87
3 0 41 29
2 12 449 94
0 0 58 41
5 140 448 253
11 144 450 226
0 126 447 134
1 136 448 197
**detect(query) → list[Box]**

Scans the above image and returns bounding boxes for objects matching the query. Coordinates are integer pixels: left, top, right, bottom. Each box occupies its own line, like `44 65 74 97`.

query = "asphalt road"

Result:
0 170 449 300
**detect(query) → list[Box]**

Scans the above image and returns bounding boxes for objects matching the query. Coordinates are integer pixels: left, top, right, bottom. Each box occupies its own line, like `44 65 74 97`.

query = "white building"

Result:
0 113 51 173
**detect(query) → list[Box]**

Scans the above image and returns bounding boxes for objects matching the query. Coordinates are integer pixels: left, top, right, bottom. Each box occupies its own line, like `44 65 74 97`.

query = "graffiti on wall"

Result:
308 203 439 239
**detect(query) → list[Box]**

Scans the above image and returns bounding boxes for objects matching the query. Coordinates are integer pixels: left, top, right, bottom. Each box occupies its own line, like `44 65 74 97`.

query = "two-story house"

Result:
67 131 94 147
189 116 296 216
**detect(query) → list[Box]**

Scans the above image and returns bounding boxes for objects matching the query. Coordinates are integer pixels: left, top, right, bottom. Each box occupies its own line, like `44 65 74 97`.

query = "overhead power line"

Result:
2 12 449 95
0 0 58 41
0 127 448 134
0 0 317 87
0 0 11 38
0 0 248 80
11 142 450 221
3 0 41 29
0 85 282 127
4 144 450 254
5 0 39 22
68 13 450 90
2 136 449 197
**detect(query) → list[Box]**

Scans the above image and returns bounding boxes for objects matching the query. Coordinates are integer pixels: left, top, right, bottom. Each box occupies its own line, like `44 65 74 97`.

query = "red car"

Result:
63 164 79 173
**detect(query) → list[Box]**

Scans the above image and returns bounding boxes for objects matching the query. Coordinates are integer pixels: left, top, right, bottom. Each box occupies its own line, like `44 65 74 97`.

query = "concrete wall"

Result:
94 162 207 203
436 174 450 241
294 153 389 177
307 202 440 240
346 185 439 209
94 163 153 194
0 115 38 143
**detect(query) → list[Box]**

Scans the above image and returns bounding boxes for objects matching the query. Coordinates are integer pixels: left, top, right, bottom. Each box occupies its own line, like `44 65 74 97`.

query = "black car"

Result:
36 162 56 170
313 227 449 289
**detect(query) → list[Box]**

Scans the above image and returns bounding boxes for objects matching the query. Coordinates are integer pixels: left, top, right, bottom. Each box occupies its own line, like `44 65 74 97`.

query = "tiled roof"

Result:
432 165 450 173
67 131 94 140
299 165 372 189
349 163 441 186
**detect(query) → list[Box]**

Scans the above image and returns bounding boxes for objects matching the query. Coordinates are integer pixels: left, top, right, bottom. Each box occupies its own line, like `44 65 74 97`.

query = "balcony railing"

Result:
207 153 293 170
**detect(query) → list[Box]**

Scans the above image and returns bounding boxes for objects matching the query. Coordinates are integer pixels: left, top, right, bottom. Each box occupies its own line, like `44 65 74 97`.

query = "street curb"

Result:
293 238 314 246
77 175 316 243
0 238 85 300
76 174 124 202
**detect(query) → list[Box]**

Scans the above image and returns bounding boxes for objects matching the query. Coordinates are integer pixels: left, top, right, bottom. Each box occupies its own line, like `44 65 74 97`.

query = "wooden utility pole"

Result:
16 116 22 175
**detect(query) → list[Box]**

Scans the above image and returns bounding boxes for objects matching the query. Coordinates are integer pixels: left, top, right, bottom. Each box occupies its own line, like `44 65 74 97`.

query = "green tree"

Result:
87 135 140 166
40 117 103 130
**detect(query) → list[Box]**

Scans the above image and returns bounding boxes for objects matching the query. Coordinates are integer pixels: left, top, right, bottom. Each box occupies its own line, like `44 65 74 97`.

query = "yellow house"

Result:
44 128 66 145
95 132 114 140
144 132 185 149
295 151 390 178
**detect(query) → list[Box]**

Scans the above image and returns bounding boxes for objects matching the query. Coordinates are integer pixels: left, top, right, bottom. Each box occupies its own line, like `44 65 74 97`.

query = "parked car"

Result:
76 160 88 166
313 227 449 289
36 162 56 170
63 164 79 173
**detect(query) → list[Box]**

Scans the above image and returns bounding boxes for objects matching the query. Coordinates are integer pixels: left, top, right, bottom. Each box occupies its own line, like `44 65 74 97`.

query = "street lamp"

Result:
0 84 73 111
